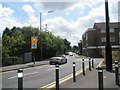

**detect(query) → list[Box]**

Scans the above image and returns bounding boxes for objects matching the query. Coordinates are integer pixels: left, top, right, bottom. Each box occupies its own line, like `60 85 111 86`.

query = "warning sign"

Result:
31 37 38 49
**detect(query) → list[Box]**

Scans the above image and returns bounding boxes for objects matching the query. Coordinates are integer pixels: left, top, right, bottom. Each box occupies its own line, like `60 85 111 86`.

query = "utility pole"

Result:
105 0 112 71
39 11 53 61
40 12 42 61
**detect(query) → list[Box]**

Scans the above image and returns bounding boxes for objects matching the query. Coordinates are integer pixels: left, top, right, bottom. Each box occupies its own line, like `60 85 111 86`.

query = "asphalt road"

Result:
1 55 103 89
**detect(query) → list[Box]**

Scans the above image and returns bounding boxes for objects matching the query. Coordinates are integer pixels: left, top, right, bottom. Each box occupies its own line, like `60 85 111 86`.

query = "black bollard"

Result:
89 58 91 71
18 69 23 90
98 66 103 90
82 59 85 76
115 61 119 85
56 64 59 90
73 62 76 82
92 58 94 68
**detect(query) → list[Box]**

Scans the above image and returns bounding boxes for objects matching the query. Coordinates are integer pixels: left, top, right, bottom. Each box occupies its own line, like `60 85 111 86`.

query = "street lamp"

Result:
40 10 53 61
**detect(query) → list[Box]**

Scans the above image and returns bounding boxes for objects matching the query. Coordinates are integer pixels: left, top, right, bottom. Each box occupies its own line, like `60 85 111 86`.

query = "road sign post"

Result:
31 37 38 64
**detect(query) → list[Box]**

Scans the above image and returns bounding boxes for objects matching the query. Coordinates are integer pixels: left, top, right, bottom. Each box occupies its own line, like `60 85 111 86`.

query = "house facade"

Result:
82 22 120 58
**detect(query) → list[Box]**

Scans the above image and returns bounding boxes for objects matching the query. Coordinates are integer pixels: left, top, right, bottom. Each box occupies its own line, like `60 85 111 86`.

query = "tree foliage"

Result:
2 26 71 60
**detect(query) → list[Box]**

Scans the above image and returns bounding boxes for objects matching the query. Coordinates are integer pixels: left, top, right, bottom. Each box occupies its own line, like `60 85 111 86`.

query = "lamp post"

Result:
105 0 112 71
40 11 53 61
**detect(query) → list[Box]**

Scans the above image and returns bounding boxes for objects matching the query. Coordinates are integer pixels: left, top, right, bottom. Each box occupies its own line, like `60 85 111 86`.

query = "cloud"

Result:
35 2 77 11
118 1 120 22
0 4 24 35
0 0 118 46
22 4 35 13
0 4 14 17
42 1 118 46
22 4 38 26
34 0 101 12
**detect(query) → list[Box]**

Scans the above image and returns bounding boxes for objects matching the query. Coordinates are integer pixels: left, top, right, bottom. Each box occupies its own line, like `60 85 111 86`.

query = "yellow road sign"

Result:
31 43 37 49
31 37 38 43
31 37 38 49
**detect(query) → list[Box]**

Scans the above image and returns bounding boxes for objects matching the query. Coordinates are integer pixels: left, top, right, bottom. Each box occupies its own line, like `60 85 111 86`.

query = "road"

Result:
1 54 103 89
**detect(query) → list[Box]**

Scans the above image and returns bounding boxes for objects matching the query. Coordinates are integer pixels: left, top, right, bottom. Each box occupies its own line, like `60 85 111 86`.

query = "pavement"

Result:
0 60 49 72
49 64 120 90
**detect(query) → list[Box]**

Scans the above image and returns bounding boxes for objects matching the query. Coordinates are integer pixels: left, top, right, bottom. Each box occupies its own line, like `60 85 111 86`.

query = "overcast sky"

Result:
0 0 119 46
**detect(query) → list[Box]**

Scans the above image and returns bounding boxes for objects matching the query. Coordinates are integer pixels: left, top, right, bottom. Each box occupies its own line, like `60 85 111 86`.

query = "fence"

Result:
2 52 32 66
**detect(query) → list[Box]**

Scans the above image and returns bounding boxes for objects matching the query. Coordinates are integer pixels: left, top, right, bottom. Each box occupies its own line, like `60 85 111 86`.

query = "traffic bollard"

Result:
18 69 23 90
98 66 103 90
56 64 59 90
115 61 119 85
89 58 91 71
73 62 76 82
82 59 85 76
92 58 94 68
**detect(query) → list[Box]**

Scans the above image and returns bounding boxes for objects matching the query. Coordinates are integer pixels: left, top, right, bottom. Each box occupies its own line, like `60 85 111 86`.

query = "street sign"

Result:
31 37 38 43
31 37 38 49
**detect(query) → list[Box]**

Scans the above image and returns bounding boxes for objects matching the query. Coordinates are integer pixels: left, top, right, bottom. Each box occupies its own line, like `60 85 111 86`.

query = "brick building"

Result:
82 22 120 58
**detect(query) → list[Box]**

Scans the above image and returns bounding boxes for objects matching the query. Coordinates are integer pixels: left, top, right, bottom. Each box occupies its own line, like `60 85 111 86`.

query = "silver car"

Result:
49 56 67 65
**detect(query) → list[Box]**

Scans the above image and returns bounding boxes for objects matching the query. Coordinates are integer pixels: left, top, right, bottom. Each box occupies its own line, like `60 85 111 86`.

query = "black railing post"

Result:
98 66 103 90
18 69 23 90
82 59 85 76
115 61 119 85
92 58 94 68
89 58 91 71
73 62 76 82
56 64 59 90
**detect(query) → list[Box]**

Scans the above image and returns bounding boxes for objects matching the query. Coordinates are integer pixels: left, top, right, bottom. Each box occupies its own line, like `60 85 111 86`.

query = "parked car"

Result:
49 56 67 65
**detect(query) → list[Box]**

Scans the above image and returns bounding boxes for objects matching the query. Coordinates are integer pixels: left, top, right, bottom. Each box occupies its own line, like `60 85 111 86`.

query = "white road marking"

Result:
8 72 39 79
8 76 17 79
31 72 39 74
47 68 55 71
104 76 107 79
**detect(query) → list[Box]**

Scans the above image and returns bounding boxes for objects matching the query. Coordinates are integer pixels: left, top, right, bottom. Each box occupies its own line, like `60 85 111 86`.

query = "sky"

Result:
0 0 119 46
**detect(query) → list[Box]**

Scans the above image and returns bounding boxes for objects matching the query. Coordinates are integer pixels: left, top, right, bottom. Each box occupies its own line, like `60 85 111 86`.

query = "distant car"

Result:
68 52 73 56
49 56 67 65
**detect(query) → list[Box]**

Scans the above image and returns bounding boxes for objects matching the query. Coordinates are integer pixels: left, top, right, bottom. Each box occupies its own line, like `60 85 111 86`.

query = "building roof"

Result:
82 28 96 37
93 22 119 29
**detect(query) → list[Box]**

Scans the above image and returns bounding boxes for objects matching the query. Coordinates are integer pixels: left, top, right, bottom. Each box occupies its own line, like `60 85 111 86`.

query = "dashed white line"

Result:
47 68 54 71
8 72 39 79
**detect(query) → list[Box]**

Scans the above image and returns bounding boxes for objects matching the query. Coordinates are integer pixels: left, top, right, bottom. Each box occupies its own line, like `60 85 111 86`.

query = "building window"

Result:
101 37 106 42
101 29 106 33
110 28 114 32
101 28 114 33
110 37 115 42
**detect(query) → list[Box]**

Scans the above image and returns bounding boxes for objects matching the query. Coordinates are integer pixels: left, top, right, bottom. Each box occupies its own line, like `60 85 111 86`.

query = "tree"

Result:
2 26 69 61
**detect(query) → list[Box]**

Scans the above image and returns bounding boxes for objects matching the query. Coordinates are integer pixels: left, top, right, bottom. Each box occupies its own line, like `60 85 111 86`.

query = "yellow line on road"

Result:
96 61 103 67
38 61 103 90
37 65 89 90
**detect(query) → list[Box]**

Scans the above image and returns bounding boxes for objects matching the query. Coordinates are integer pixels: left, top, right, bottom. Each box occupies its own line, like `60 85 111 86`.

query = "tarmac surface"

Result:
0 55 120 90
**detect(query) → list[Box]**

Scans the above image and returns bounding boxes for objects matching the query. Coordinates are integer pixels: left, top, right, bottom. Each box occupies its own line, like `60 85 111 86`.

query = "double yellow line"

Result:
37 65 90 90
38 61 103 90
